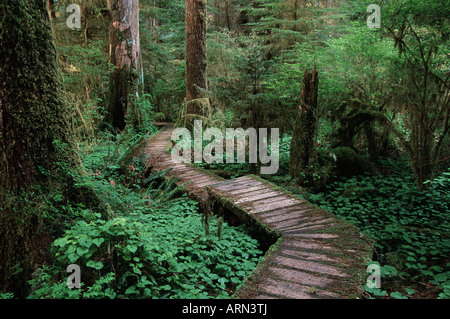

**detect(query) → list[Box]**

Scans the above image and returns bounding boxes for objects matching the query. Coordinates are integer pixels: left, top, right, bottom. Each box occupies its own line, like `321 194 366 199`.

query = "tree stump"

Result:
289 67 319 181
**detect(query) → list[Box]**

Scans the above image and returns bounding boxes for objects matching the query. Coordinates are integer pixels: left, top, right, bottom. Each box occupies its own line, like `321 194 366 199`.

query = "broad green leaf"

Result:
86 260 104 270
127 245 138 254
68 253 79 264
77 247 89 257
390 291 407 299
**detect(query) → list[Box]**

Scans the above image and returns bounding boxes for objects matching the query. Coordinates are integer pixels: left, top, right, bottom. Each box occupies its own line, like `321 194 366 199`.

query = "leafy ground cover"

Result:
28 196 262 299
305 159 450 299
195 134 450 299
267 152 450 299
7 132 263 299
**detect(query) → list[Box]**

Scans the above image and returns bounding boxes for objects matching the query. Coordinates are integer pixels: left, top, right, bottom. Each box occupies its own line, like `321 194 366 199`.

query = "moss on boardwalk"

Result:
145 125 373 299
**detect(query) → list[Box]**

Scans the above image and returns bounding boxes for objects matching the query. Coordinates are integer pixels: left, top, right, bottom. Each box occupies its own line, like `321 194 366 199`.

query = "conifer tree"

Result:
107 0 143 131
183 0 210 129
0 0 100 296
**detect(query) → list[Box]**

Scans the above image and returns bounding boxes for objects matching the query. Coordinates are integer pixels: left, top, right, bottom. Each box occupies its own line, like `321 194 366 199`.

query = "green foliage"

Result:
0 292 14 299
207 31 282 130
27 129 263 299
140 0 187 121
29 194 262 299
4 0 447 300
308 159 450 298
57 40 112 141
125 94 158 135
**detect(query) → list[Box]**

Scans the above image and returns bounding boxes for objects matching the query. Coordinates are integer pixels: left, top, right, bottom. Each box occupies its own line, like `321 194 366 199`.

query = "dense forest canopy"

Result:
0 0 449 300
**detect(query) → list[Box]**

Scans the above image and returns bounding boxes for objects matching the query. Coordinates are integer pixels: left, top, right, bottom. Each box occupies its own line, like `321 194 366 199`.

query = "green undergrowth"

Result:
28 195 262 299
18 130 263 299
193 136 450 299
305 159 450 299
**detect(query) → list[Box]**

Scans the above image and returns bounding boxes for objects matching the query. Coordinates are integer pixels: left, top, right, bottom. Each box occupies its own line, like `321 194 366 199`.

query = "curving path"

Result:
145 124 373 299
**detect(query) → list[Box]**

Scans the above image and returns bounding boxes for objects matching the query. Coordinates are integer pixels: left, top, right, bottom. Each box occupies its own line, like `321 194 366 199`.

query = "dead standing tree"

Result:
289 67 319 182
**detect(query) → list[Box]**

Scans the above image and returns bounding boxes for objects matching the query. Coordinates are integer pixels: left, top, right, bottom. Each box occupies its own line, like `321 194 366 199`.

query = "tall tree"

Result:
107 0 143 131
0 0 98 296
183 0 210 129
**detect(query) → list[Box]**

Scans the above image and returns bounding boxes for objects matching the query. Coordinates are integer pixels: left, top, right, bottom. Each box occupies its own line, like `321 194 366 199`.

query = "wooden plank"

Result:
257 278 313 299
255 205 310 219
179 176 212 184
196 180 221 187
262 213 312 226
240 195 292 207
233 188 278 198
272 255 350 278
265 218 330 232
281 239 357 254
166 165 189 172
280 223 340 235
234 191 284 204
284 216 337 228
265 269 343 299
213 176 252 185
248 199 301 214
168 164 197 171
284 233 340 240
177 171 208 179
188 176 217 184
278 248 347 265
267 266 335 288
274 218 334 232
227 185 269 196
214 180 262 192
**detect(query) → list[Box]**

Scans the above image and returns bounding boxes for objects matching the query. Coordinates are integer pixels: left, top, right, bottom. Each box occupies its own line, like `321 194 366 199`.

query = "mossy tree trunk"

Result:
289 68 319 181
0 0 97 297
184 0 210 129
107 0 143 131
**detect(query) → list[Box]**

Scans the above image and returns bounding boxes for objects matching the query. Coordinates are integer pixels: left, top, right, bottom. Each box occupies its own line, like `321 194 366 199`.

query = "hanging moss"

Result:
177 97 212 130
334 99 386 154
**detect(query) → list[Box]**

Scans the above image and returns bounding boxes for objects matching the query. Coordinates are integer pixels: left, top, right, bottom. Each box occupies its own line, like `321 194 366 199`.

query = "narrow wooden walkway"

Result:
145 124 373 299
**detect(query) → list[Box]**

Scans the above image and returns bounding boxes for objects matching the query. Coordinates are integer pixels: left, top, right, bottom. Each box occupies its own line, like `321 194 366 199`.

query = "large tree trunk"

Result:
0 0 91 296
107 0 143 131
289 68 319 180
184 0 210 129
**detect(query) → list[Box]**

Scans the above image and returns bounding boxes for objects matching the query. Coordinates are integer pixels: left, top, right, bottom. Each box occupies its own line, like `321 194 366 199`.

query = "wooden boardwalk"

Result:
145 124 373 299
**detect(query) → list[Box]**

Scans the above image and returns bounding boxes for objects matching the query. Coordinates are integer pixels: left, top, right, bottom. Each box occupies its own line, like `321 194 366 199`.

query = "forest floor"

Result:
196 147 450 299
6 128 447 300
86 126 449 299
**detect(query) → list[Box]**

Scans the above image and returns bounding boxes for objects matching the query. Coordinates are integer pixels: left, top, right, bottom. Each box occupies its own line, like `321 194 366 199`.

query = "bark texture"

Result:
0 1 81 194
289 68 319 180
107 0 143 131
0 0 86 296
184 0 210 128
